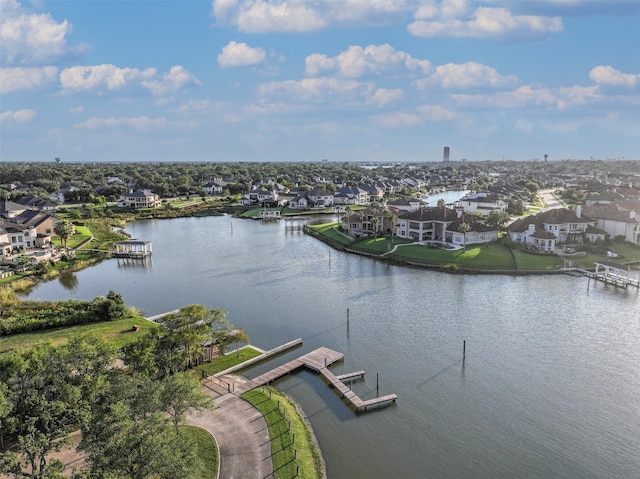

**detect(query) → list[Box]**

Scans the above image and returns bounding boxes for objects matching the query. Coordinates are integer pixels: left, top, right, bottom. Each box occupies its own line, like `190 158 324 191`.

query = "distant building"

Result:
443 146 450 162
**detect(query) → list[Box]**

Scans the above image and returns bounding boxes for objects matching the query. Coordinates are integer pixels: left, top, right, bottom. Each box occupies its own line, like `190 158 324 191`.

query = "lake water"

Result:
23 214 640 479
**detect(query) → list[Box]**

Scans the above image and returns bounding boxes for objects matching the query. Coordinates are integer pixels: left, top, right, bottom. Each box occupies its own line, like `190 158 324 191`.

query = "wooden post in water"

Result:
347 307 350 331
463 340 466 359
376 373 379 392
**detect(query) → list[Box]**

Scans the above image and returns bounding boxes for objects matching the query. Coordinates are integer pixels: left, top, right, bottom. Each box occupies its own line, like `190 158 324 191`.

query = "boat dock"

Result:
563 260 639 289
227 346 397 412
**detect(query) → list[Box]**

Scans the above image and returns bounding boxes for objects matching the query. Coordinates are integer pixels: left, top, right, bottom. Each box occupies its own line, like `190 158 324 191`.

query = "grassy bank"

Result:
306 223 640 272
241 387 326 479
0 317 159 353
180 425 218 479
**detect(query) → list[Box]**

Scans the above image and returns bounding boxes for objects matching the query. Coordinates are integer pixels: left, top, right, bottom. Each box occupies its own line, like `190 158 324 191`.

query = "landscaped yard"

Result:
193 346 263 376
0 317 159 353
388 242 517 270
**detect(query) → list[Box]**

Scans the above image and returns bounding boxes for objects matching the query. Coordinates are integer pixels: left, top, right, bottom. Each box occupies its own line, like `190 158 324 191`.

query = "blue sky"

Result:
1 0 638 163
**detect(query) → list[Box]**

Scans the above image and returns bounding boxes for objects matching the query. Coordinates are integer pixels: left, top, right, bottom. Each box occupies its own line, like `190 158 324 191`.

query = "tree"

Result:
485 211 511 232
54 220 74 249
458 222 471 250
161 305 228 370
157 373 214 434
0 338 116 479
80 373 202 479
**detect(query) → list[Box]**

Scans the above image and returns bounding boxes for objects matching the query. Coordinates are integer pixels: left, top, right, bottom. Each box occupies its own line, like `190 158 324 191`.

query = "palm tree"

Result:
437 199 447 241
54 219 75 250
458 222 471 251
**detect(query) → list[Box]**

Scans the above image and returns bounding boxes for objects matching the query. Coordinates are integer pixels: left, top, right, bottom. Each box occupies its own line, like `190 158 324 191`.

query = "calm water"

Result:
24 215 640 479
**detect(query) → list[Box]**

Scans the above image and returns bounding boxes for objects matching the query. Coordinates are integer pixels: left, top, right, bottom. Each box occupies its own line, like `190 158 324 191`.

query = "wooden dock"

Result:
232 347 397 412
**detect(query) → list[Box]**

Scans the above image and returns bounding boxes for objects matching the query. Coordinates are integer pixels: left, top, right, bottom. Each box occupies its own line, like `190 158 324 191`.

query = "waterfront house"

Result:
341 207 396 236
289 187 334 209
582 203 640 244
507 207 594 252
395 206 497 246
116 190 161 208
0 224 39 258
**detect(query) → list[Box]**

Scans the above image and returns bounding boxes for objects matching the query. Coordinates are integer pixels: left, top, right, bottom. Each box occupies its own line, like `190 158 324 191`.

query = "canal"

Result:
23 214 640 479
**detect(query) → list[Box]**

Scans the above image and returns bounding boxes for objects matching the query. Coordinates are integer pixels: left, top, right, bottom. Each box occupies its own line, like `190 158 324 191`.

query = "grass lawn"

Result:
0 317 159 353
241 387 324 479
193 346 263 377
180 425 218 479
512 250 564 270
387 242 517 270
307 223 353 246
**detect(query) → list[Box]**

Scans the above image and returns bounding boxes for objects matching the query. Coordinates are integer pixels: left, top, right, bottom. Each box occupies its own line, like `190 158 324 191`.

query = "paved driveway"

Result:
189 379 273 479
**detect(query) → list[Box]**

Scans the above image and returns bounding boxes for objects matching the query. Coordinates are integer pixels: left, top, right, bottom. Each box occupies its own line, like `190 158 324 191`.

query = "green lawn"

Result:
241 387 324 479
180 425 218 479
193 346 263 377
386 242 517 270
511 250 564 270
307 223 353 246
0 317 159 353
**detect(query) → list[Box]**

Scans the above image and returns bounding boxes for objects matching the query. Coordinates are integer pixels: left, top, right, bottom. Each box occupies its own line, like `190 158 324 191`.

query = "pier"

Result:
563 259 639 289
221 346 397 412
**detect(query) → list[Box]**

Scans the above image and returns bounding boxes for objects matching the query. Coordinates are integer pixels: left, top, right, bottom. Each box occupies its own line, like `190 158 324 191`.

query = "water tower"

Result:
544 154 548 162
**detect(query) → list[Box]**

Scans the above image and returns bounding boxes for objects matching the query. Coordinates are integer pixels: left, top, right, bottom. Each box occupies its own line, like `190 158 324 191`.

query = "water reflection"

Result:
58 272 78 292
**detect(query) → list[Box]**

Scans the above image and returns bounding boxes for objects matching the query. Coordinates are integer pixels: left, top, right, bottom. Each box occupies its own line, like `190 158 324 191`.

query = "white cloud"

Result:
408 5 562 39
212 0 412 33
218 41 267 68
0 66 58 93
589 66 639 88
417 104 457 121
74 116 169 130
452 84 601 109
0 0 89 66
305 44 431 78
0 108 36 124
142 66 201 96
416 62 518 89
371 111 422 128
214 0 326 33
174 99 213 115
69 106 83 114
59 64 198 96
367 88 405 107
258 77 374 102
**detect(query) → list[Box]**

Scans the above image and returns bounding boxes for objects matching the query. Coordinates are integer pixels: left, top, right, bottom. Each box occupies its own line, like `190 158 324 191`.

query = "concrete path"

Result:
189 377 273 479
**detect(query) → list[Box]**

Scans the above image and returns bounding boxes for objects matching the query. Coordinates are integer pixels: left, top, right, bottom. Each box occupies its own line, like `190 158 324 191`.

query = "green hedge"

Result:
0 291 127 336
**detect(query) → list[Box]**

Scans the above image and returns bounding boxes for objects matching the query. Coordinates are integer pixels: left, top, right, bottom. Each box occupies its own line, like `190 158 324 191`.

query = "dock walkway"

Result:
230 346 397 412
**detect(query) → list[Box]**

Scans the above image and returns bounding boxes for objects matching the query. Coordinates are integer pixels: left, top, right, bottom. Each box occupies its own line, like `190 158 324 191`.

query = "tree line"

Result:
0 304 246 479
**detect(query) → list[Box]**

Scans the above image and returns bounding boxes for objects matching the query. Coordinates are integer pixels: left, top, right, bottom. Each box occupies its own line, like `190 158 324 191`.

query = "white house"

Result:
457 192 506 216
507 207 594 252
582 203 640 244
117 190 161 208
289 187 333 209
395 207 497 245
0 224 39 259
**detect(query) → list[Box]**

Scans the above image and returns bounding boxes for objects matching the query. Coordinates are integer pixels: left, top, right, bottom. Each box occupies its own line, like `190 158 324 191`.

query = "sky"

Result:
1 0 639 164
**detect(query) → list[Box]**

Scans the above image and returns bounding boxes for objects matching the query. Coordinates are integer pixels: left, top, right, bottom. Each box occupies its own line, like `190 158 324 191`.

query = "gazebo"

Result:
114 240 152 257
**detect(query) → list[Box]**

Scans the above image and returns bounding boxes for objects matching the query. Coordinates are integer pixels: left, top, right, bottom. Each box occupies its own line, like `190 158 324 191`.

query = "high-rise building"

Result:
443 146 450 162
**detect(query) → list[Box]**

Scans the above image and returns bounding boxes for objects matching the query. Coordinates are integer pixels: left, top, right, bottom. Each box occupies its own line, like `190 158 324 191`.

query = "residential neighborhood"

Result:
0 159 639 272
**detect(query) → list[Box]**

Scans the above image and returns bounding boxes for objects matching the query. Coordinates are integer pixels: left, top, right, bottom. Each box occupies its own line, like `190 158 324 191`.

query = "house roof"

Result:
582 204 638 223
126 189 158 198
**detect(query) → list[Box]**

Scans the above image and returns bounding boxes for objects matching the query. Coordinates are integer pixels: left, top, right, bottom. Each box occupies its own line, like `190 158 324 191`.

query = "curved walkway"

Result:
189 379 273 479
